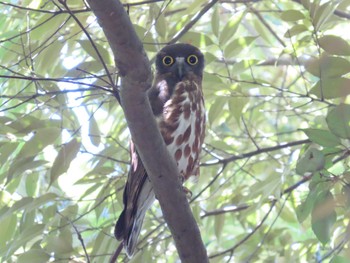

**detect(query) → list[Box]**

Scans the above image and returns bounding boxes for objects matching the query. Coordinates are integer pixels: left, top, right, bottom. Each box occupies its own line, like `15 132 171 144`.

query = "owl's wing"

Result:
114 140 155 257
115 80 171 256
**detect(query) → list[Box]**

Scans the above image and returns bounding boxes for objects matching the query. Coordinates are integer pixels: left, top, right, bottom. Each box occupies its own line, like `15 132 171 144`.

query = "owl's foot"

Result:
178 173 192 199
182 186 192 199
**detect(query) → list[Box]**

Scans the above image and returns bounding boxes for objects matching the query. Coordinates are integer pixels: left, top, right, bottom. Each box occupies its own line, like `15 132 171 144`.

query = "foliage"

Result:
1 0 350 262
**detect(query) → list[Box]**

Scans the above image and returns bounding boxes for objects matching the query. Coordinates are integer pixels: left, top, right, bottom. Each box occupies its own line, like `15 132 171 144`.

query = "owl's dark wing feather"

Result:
114 82 168 257
114 140 155 257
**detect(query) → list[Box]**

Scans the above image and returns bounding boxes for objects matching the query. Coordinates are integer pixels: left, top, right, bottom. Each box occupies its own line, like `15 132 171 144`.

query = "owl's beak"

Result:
175 57 185 80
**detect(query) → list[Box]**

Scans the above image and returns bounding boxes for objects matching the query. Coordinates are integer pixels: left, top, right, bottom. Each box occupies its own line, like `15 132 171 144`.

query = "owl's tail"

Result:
115 208 147 257
114 179 155 257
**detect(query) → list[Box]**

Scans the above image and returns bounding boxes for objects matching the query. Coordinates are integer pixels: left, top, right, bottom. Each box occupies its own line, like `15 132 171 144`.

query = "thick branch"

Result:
86 0 208 262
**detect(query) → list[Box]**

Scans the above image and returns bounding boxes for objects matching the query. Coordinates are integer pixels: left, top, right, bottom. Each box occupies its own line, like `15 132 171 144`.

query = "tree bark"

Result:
86 0 209 262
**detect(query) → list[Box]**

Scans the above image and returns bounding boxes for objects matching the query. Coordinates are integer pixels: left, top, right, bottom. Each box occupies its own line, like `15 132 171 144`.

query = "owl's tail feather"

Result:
115 208 148 258
115 178 155 257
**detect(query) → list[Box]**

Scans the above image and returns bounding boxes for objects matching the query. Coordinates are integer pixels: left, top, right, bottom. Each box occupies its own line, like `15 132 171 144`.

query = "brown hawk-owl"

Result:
115 43 205 257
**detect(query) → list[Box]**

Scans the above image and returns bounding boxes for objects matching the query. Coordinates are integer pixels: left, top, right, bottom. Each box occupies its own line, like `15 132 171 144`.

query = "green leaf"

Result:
179 32 213 48
133 24 157 52
310 78 350 99
26 173 39 197
0 214 17 248
50 138 81 185
25 193 57 212
219 12 245 45
326 104 350 139
296 148 325 175
306 55 350 78
17 249 50 263
312 2 340 31
7 159 47 183
311 191 336 244
224 36 257 58
319 35 350 56
204 52 217 65
296 186 319 223
4 224 45 259
330 256 350 263
228 96 249 122
89 115 101 146
284 24 308 38
211 7 220 37
0 197 33 221
214 214 225 240
77 40 111 65
208 97 227 126
155 14 167 38
301 128 341 147
280 10 305 22
18 127 61 159
36 41 64 74
45 233 74 255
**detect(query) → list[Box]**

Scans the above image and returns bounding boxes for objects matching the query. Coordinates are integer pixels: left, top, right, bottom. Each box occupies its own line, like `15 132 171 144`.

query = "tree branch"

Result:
86 0 208 262
168 0 219 44
202 139 311 166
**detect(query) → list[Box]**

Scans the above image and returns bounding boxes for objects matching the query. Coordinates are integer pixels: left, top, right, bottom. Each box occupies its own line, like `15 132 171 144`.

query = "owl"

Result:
115 43 206 257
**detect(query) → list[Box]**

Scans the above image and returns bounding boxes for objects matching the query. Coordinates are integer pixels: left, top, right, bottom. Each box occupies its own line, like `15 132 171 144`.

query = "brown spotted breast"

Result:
158 80 205 180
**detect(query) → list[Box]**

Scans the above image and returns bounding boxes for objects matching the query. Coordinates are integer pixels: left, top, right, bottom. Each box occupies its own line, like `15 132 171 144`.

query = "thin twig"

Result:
168 0 219 44
202 139 311 166
57 211 91 263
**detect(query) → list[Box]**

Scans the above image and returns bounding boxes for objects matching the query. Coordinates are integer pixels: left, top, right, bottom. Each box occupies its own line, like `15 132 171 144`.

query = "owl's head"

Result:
155 43 204 81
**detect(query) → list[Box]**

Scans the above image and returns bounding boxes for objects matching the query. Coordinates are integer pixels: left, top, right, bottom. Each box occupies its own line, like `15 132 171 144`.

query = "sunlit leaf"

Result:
312 2 340 30
319 35 350 56
45 233 74 255
296 187 318 223
311 191 336 244
0 214 17 248
326 104 350 139
18 127 61 159
4 224 45 260
224 36 257 58
155 14 167 38
228 96 249 122
179 32 213 47
219 12 245 45
89 115 101 146
306 55 350 77
211 7 220 37
284 24 308 38
214 214 225 240
330 256 350 263
208 97 227 126
310 78 350 99
77 40 112 65
50 138 81 185
280 10 305 21
296 148 325 175
301 128 341 147
17 249 50 263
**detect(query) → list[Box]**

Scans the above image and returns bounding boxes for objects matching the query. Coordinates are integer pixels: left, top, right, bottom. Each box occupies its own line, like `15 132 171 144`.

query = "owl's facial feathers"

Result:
156 43 204 81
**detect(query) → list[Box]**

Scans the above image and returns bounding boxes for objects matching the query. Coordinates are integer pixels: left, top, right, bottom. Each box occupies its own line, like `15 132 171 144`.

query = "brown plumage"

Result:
115 43 206 257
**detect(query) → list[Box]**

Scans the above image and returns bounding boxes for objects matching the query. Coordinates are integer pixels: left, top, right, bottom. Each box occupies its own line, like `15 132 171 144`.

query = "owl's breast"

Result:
158 80 205 180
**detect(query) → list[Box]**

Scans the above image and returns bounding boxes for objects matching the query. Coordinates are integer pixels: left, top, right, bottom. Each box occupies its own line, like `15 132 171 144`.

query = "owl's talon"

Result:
183 186 192 199
178 173 192 199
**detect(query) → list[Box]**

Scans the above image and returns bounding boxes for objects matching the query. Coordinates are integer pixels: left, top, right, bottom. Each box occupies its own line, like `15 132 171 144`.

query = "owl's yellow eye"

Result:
187 55 198 65
162 56 174 66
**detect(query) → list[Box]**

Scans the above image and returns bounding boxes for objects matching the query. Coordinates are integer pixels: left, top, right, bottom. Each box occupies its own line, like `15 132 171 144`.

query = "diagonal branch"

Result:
168 0 219 44
202 139 311 166
86 0 208 262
